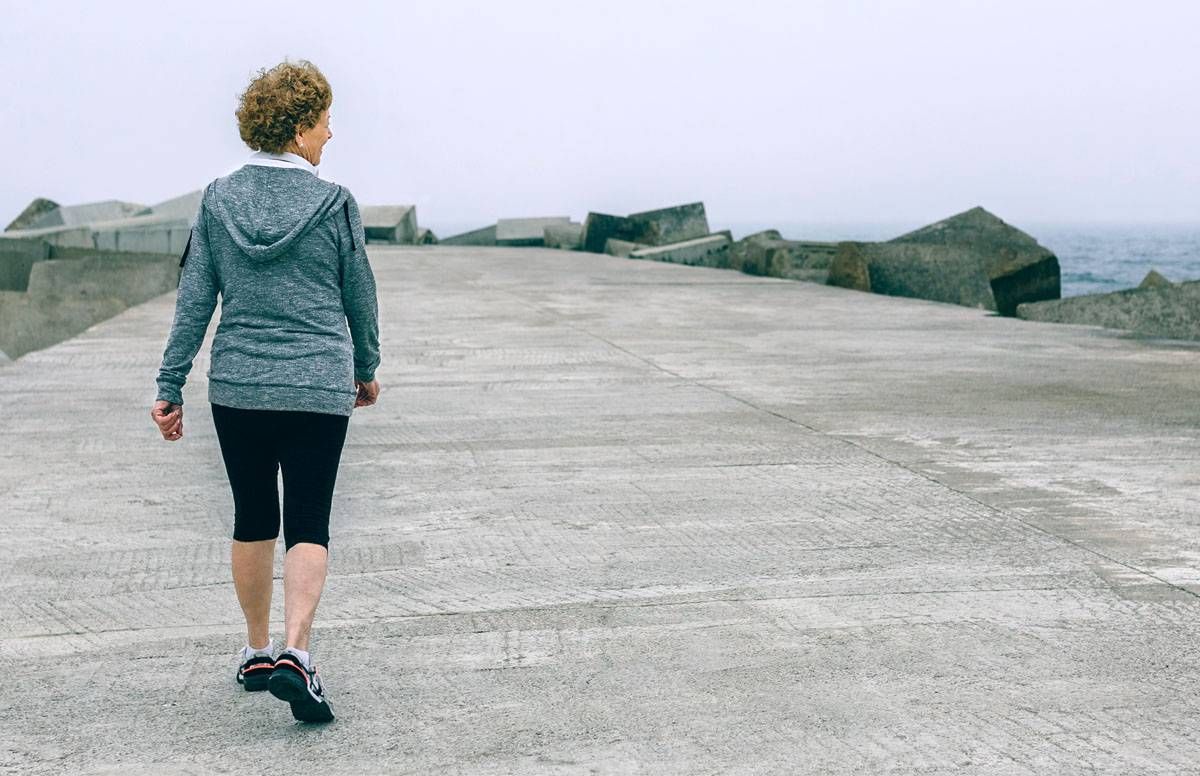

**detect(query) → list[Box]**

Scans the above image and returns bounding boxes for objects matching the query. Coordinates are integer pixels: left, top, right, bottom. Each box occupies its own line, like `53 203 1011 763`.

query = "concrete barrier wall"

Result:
0 242 51 292
93 226 191 255
26 255 179 306
0 290 128 359
0 248 180 360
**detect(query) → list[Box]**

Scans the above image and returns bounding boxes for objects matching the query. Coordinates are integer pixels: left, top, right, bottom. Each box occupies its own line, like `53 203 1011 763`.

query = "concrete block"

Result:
1016 280 1200 341
0 289 127 360
442 224 498 246
150 189 205 223
629 234 731 266
580 212 653 254
729 230 838 280
628 202 710 245
604 238 649 258
93 225 191 255
828 207 1060 314
0 224 96 249
0 244 49 292
25 254 179 307
5 198 59 232
416 228 438 245
544 222 584 250
495 217 572 247
830 241 1000 309
361 205 418 244
0 237 51 261
1139 269 1171 290
890 206 1060 315
18 199 151 231
827 243 872 292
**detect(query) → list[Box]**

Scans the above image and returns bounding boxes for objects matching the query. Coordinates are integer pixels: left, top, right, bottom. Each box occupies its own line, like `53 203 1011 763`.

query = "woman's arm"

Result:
338 190 381 383
155 197 219 406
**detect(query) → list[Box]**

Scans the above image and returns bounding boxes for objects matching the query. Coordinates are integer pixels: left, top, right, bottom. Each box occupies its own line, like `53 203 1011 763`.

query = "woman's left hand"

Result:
151 400 184 441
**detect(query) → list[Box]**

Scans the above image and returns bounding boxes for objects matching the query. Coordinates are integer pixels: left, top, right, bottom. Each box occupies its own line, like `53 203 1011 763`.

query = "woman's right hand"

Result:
354 379 379 408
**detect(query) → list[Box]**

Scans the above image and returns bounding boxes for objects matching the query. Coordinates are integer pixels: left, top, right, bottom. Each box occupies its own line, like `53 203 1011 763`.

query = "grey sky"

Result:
4 0 1198 235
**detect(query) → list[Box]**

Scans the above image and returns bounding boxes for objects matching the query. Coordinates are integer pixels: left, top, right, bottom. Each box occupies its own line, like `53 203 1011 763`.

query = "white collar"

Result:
243 149 319 177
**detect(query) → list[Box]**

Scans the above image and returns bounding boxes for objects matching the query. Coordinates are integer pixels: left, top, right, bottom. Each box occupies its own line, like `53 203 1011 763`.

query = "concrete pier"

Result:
3 245 1200 773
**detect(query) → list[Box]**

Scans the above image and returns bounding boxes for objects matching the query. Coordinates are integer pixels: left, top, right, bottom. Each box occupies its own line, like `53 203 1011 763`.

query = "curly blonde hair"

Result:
235 59 332 153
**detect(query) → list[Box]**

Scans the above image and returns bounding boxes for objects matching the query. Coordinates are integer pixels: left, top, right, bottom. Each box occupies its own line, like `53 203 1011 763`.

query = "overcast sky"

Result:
4 0 1198 236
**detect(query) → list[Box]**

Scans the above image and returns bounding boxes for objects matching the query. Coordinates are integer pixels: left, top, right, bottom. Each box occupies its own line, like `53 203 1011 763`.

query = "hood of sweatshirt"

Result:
205 165 348 263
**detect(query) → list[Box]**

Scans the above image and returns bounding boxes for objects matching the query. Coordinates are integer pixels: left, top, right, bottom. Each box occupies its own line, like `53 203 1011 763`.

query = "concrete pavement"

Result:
2 245 1200 774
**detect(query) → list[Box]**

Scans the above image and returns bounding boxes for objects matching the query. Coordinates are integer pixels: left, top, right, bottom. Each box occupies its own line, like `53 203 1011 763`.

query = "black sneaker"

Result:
267 650 335 722
236 648 276 692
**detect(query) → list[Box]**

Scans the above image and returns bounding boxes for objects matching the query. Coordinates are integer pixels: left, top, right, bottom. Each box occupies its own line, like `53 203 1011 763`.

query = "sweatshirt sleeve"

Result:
155 197 219 405
337 190 381 382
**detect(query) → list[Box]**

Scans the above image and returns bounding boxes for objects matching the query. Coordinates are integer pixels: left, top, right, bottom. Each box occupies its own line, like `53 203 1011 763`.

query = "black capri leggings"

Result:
210 403 349 551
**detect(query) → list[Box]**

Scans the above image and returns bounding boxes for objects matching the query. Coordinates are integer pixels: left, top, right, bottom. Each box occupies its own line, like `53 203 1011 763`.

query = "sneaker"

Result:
268 649 335 722
236 644 276 692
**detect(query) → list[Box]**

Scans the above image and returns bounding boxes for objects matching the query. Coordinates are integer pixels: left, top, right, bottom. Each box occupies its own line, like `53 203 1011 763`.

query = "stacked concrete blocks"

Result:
581 202 711 254
728 230 839 282
0 245 180 359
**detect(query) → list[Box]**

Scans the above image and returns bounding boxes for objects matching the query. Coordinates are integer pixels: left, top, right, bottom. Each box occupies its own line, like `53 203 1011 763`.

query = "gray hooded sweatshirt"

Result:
155 164 381 416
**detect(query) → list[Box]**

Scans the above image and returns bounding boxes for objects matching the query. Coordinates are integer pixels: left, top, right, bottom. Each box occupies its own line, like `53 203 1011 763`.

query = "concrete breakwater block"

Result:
0 237 51 260
361 205 418 244
581 212 652 253
604 238 649 258
581 202 711 253
150 189 205 223
627 202 710 245
729 230 838 281
629 234 731 266
88 213 193 256
0 243 50 292
496 217 572 247
829 241 1001 310
828 207 1060 315
25 254 179 306
1016 279 1200 341
13 199 151 231
442 224 498 246
1139 269 1171 290
4 198 59 232
543 222 584 250
0 245 180 359
93 224 191 256
0 223 95 249
890 206 1060 315
0 290 128 360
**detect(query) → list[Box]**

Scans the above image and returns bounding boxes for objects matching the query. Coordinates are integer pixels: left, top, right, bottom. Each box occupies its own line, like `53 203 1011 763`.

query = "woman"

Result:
149 59 380 724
